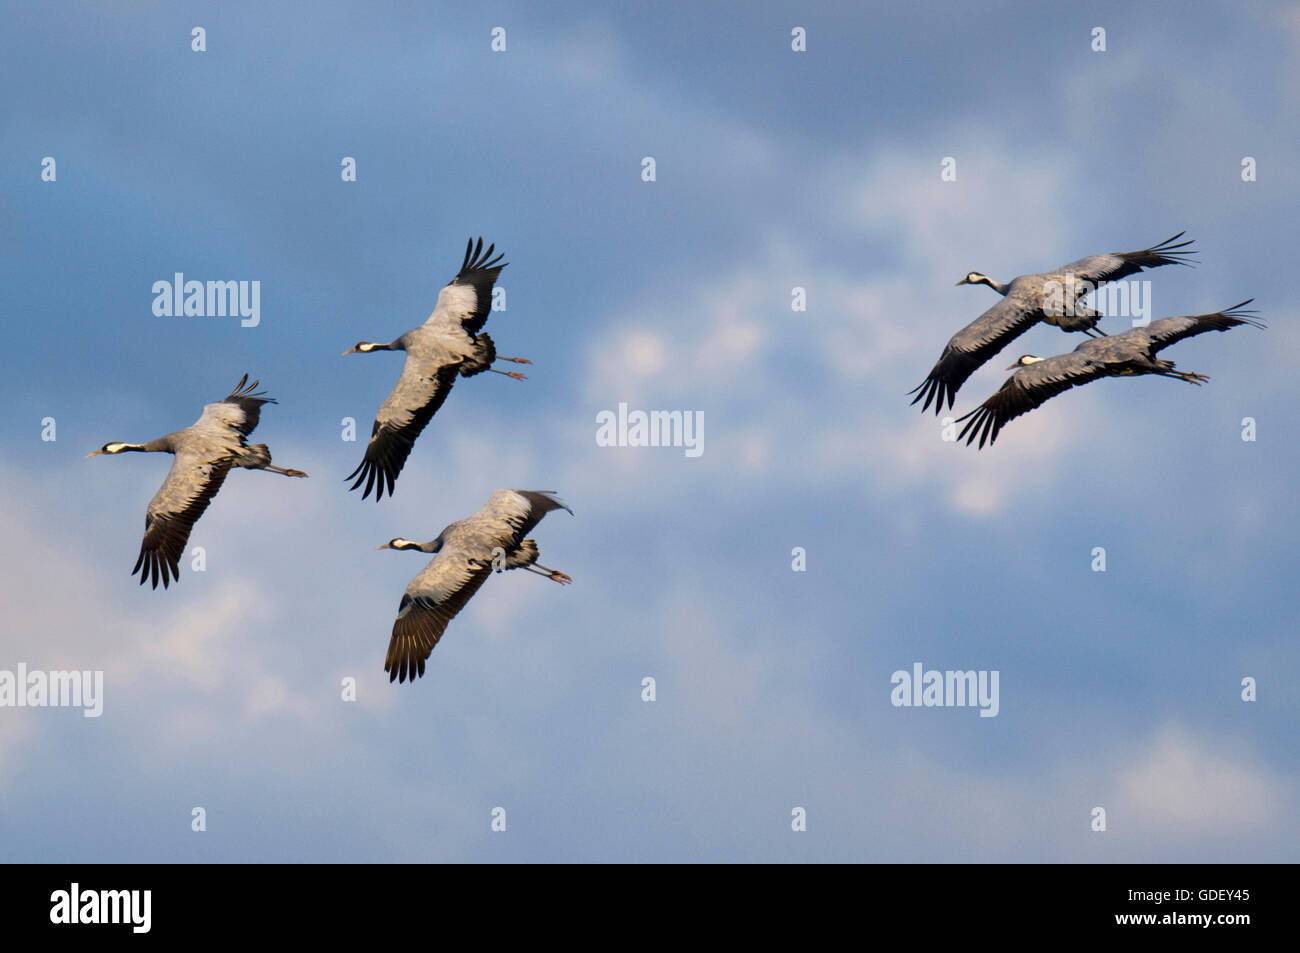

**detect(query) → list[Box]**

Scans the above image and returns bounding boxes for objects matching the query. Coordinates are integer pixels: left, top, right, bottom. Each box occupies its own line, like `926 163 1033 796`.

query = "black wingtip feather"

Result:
1130 232 1199 270
455 236 508 280
226 373 274 402
344 455 394 502
908 378 942 415
953 404 997 448
1219 299 1265 328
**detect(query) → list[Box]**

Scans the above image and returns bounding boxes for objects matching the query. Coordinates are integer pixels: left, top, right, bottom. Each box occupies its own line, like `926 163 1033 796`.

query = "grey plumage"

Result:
377 489 573 683
344 238 530 501
911 233 1197 414
955 300 1263 448
87 375 307 589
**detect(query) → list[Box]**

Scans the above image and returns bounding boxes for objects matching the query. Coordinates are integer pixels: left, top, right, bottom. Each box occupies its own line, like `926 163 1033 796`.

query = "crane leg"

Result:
264 464 309 477
495 355 532 364
535 563 572 584
523 564 572 585
488 368 527 380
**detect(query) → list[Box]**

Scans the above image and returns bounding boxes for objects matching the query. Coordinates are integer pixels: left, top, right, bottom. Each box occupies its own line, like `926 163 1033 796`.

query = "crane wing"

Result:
1055 232 1196 285
423 237 507 336
955 354 1110 449
474 489 573 540
347 361 460 501
196 374 275 437
1140 301 1263 354
384 545 493 683
134 450 232 589
909 296 1043 414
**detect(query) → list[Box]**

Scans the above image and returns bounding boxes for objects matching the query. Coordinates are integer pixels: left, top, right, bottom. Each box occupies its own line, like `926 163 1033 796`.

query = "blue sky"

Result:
1 0 1297 862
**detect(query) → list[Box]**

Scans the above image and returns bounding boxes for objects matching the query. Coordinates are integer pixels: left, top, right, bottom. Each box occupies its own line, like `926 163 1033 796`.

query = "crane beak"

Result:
375 543 392 550
342 347 358 356
85 449 103 458
955 277 970 286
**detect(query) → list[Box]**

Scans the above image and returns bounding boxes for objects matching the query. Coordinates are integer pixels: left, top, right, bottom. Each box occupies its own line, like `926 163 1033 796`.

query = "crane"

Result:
376 489 573 683
87 375 307 588
344 238 530 500
954 300 1263 448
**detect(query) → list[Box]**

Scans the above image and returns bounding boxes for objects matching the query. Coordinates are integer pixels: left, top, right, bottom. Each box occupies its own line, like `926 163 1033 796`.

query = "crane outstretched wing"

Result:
385 546 493 683
909 297 1042 414
475 489 573 541
424 237 507 336
1141 300 1263 353
1055 232 1196 284
347 361 459 501
134 451 232 589
197 374 276 437
955 355 1109 449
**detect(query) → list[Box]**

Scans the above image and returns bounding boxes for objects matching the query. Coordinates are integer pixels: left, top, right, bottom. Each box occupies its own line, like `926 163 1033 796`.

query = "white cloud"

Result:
1114 723 1286 834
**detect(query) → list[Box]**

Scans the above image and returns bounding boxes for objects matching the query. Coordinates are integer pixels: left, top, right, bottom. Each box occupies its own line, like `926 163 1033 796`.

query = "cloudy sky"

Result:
2 1 1297 862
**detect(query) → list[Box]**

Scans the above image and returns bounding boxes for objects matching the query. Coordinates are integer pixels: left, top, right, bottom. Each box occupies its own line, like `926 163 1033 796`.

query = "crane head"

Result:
343 341 377 355
86 442 132 457
377 538 422 551
1007 355 1045 369
956 271 990 287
